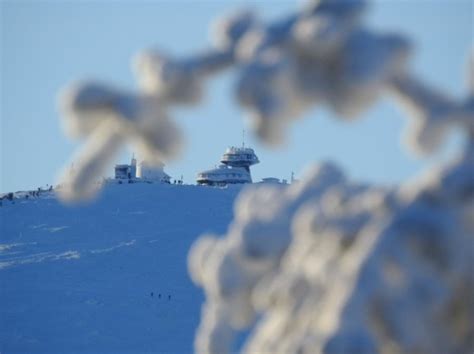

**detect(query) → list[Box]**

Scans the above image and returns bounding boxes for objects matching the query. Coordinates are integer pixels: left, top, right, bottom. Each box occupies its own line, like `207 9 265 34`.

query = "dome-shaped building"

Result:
197 146 259 186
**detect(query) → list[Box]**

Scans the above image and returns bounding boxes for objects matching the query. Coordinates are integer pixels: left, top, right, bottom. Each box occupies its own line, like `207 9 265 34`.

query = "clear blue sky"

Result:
1 0 472 193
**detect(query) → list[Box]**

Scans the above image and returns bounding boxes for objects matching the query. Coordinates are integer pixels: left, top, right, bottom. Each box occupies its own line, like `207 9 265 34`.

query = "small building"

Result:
261 177 280 184
114 156 171 183
197 146 259 186
197 164 251 186
258 177 289 185
114 156 137 180
137 160 171 183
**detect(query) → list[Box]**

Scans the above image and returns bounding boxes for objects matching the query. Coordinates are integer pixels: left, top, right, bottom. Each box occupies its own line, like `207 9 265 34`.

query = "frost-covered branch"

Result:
189 145 473 353
57 0 472 201
56 0 473 352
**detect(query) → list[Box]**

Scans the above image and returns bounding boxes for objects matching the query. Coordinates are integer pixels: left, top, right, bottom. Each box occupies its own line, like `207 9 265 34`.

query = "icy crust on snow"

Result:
189 149 474 353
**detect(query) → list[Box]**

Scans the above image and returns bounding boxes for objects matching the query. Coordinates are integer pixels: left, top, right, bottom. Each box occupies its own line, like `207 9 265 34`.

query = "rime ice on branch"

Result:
57 0 473 352
185 0 471 353
189 148 473 353
58 0 472 201
58 82 181 201
56 10 255 201
189 46 474 350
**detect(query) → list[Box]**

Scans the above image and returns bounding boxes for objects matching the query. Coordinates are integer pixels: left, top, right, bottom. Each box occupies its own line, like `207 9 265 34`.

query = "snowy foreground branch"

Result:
57 0 472 200
56 0 474 352
189 149 474 353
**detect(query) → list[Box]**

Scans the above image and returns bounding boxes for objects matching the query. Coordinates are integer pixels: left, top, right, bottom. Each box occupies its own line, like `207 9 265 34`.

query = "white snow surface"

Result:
0 183 242 354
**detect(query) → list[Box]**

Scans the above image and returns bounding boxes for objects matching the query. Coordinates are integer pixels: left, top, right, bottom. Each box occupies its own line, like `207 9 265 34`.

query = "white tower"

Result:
137 160 171 183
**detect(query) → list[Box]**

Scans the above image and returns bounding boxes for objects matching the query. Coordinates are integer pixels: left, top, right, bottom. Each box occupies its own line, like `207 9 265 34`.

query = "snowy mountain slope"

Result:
0 183 241 353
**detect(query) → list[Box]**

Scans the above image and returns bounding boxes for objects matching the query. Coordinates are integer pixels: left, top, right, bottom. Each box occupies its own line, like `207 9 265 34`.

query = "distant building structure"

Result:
197 146 259 186
137 160 171 183
114 156 170 183
259 177 286 184
114 156 137 180
113 149 291 187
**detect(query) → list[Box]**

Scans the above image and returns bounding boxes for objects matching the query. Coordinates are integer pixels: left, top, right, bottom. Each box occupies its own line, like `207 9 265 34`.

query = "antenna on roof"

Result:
242 129 245 148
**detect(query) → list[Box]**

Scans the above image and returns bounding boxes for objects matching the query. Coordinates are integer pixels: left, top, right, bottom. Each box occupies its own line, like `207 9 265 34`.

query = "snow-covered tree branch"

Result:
56 0 473 353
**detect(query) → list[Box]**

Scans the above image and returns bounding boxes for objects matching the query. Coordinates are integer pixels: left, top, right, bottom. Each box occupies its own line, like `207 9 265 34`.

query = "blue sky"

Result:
1 0 472 193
